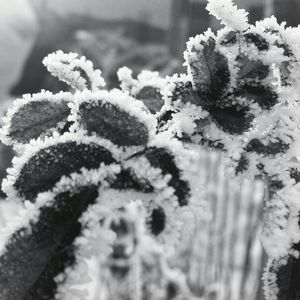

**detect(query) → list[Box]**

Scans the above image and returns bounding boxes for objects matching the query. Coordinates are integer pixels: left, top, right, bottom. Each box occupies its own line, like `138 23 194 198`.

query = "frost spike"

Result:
206 0 249 31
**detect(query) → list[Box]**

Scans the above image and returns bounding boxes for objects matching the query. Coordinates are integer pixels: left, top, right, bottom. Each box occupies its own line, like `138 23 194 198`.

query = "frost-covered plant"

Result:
158 0 300 299
0 50 206 300
1 0 300 299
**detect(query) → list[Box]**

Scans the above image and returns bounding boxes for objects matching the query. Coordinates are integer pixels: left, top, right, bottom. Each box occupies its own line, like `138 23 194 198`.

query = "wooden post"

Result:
185 151 265 300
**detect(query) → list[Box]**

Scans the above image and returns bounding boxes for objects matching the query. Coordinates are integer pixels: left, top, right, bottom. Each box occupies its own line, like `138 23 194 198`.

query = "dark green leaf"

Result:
237 55 270 81
78 101 150 146
243 33 269 51
136 86 164 114
14 142 116 201
109 168 154 193
235 84 278 110
133 147 190 206
219 31 238 46
188 37 230 103
245 138 289 156
8 101 70 144
205 105 253 135
0 186 98 300
170 80 201 106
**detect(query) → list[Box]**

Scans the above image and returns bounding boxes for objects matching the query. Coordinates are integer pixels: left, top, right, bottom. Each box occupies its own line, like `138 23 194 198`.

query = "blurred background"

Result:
1 0 300 101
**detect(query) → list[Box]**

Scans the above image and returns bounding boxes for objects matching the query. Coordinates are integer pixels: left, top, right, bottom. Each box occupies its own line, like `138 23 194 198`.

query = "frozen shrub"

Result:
0 50 206 300
1 0 300 299
159 0 300 299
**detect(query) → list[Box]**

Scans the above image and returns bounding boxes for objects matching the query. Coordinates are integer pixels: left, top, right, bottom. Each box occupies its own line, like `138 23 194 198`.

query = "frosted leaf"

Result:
237 55 270 81
244 32 270 51
119 150 198 249
184 35 230 104
219 30 239 46
235 84 278 110
0 186 99 300
78 102 149 146
157 109 175 133
118 67 165 114
163 74 200 106
43 51 105 91
109 167 154 193
136 86 164 114
245 138 289 157
73 90 157 146
12 141 116 201
206 0 249 31
133 146 191 206
1 91 72 146
206 104 254 135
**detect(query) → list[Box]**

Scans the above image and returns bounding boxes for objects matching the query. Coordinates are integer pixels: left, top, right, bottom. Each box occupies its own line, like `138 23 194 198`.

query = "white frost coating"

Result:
262 259 281 300
152 137 209 216
55 258 91 300
0 90 74 147
52 164 121 196
169 103 208 138
161 73 192 105
146 137 210 244
2 131 123 202
69 89 157 143
261 183 300 259
122 156 183 251
160 74 210 137
55 213 115 300
43 50 106 92
206 0 249 31
124 148 208 252
117 66 135 92
117 66 166 97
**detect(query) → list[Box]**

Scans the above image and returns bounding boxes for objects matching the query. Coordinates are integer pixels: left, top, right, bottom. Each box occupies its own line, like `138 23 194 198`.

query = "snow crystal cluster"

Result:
1 0 300 299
